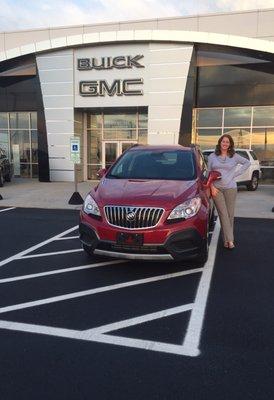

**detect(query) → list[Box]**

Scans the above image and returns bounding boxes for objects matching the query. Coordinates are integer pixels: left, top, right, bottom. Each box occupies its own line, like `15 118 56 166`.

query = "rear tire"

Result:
246 173 259 191
82 243 94 257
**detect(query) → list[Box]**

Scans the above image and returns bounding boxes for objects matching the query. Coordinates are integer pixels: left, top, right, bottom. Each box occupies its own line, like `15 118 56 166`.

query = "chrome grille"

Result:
104 206 164 229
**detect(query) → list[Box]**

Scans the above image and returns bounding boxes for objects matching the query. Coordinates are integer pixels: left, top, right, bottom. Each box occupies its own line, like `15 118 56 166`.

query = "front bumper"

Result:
79 221 205 261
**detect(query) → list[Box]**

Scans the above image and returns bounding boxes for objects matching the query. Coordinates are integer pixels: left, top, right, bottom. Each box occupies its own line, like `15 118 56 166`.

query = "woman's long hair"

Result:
215 134 235 157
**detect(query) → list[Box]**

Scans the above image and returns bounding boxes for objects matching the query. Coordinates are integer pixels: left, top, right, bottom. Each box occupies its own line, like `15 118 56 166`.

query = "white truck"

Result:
202 149 262 191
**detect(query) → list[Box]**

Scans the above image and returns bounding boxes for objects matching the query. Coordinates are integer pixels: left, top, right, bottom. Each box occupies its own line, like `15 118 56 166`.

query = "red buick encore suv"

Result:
79 145 220 263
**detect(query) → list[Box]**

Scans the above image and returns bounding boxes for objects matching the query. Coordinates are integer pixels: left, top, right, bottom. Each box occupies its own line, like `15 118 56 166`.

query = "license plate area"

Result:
116 232 144 246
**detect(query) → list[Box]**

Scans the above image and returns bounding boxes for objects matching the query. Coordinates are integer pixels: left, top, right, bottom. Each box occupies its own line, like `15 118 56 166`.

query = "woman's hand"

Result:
210 184 219 198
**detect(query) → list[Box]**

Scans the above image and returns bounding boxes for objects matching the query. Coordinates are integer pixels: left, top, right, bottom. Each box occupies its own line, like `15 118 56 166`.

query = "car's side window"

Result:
250 151 258 161
198 151 207 179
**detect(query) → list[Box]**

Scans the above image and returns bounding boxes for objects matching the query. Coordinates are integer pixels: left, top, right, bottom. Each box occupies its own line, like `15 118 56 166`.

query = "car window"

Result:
107 150 196 180
197 150 207 177
236 150 249 160
250 151 258 161
202 151 214 164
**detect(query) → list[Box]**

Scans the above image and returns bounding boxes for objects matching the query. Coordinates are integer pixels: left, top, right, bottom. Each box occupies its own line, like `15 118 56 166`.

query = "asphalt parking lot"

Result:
0 206 273 400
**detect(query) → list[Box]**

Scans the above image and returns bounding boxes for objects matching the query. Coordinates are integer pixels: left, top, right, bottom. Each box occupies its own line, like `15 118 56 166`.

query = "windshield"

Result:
107 149 196 180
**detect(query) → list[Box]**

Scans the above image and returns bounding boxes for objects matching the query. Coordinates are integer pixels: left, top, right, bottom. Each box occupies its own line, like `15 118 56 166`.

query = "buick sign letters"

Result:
78 54 144 97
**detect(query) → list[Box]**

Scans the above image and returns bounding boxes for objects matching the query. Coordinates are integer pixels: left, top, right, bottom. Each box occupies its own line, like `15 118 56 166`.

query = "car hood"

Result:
91 178 198 210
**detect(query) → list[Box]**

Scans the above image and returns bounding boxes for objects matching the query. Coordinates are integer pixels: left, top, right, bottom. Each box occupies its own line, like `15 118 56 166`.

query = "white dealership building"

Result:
0 8 274 181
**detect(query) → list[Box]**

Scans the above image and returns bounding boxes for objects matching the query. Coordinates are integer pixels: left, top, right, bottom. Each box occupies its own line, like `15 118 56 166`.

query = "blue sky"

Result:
0 0 273 31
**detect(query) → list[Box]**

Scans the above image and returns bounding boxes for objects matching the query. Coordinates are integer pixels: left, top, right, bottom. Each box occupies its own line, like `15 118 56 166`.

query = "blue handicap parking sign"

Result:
72 144 78 151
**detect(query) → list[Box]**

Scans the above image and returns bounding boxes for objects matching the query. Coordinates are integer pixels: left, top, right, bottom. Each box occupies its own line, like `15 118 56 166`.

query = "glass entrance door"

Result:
102 141 137 169
104 141 118 170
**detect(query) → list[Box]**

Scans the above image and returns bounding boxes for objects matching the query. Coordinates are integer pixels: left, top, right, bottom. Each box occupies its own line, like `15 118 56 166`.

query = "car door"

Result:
235 150 251 182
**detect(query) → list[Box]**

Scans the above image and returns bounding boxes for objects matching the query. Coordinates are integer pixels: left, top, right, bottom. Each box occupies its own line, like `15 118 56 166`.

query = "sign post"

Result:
68 137 84 205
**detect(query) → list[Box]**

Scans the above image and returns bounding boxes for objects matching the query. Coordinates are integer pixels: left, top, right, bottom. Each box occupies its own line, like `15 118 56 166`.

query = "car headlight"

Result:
83 194 101 216
167 197 201 220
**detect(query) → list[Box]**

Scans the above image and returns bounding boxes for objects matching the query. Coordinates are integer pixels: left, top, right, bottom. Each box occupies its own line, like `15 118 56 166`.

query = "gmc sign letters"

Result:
78 54 144 97
80 79 143 96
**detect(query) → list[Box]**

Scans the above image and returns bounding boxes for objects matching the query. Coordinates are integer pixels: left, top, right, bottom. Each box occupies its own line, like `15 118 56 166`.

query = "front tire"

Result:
82 243 94 257
195 239 209 265
195 220 209 265
246 173 259 191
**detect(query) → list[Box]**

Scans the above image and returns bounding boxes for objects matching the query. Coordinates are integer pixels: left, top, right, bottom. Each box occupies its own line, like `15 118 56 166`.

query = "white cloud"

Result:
0 0 274 31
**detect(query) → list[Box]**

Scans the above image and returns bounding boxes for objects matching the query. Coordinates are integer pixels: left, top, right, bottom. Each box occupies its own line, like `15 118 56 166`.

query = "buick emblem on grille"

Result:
126 211 136 221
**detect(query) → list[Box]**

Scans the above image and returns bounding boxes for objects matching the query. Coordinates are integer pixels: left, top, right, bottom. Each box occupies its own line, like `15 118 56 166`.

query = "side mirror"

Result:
97 168 107 179
204 170 221 188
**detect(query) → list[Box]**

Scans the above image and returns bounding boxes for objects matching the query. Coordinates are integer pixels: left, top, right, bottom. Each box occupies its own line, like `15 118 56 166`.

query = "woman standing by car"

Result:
208 134 251 249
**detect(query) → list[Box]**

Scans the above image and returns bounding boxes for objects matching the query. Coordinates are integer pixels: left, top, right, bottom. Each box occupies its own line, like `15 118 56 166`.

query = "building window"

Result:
194 106 274 178
86 109 148 179
0 112 38 178
251 128 274 167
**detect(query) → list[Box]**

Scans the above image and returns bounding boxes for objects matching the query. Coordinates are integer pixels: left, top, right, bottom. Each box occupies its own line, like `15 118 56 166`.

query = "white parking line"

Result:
21 249 83 259
182 218 221 356
0 268 203 314
55 236 79 240
83 303 194 336
0 225 78 268
0 207 16 213
0 260 127 283
0 319 197 357
0 304 196 357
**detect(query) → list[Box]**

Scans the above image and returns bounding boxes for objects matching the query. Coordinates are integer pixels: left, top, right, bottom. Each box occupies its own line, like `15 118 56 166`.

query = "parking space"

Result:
0 207 273 400
0 207 216 357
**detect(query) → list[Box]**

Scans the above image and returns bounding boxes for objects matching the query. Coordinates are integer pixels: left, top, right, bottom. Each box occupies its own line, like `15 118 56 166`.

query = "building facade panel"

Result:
148 46 193 64
0 33 5 53
257 10 274 37
36 54 74 70
44 108 74 121
4 29 51 50
83 23 120 34
49 26 84 39
49 156 74 170
47 133 73 146
41 83 74 96
148 63 189 78
45 120 74 134
149 105 183 119
50 170 74 182
119 20 158 30
149 77 187 92
38 69 73 83
43 95 74 109
37 49 75 181
157 17 198 31
198 12 258 37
